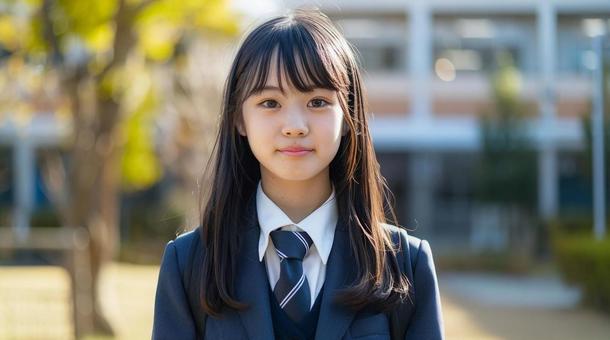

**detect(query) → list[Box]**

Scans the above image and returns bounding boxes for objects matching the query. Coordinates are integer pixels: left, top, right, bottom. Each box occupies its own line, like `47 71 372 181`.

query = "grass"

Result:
0 263 159 340
3 262 610 340
0 266 72 339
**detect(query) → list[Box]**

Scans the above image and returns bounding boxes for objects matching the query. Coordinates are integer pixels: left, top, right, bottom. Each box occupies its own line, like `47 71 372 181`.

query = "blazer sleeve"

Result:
152 240 197 340
405 239 445 340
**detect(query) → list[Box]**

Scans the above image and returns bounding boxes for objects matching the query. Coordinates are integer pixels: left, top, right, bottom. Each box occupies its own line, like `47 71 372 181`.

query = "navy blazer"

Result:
152 203 444 339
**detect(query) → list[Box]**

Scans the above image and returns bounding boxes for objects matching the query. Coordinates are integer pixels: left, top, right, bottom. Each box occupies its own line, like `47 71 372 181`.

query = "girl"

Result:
153 9 444 340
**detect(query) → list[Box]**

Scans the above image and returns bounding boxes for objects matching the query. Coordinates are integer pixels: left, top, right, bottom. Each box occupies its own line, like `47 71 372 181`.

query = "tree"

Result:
476 52 537 211
0 0 237 336
473 52 538 257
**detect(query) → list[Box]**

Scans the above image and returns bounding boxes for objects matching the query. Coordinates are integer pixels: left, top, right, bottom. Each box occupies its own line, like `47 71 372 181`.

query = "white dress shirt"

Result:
256 181 338 308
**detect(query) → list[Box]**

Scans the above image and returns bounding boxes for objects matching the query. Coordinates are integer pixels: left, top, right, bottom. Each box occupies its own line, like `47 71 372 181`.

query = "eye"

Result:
260 99 280 109
309 98 330 108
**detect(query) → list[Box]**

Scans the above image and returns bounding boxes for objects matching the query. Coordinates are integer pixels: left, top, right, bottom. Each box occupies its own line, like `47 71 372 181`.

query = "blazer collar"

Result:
235 193 275 340
235 225 276 340
314 225 358 340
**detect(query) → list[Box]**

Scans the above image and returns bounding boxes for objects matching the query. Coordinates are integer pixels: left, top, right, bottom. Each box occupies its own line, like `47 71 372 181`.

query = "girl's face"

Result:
238 62 344 184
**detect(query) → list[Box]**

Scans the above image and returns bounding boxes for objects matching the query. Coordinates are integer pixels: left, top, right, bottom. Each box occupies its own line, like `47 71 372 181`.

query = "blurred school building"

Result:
2 0 610 254
283 0 610 253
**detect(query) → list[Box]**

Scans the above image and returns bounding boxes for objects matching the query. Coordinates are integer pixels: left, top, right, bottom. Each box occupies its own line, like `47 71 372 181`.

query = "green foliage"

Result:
550 43 610 313
475 52 537 211
551 230 610 312
548 215 597 235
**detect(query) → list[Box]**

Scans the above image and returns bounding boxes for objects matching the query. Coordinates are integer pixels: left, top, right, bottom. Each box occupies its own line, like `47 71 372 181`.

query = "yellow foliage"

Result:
134 0 237 61
120 70 163 192
0 0 239 191
22 0 43 6
57 0 117 39
98 66 124 100
121 97 163 191
3 0 238 60
82 22 114 52
24 16 48 54
0 16 19 50
137 20 180 61
195 0 239 35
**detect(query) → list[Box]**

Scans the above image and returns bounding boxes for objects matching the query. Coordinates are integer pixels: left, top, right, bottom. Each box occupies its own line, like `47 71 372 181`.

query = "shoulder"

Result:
165 227 203 275
381 224 444 338
381 223 427 254
380 223 435 277
173 227 201 250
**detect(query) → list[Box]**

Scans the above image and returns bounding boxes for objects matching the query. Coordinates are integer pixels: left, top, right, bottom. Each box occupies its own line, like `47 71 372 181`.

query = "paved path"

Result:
440 271 610 340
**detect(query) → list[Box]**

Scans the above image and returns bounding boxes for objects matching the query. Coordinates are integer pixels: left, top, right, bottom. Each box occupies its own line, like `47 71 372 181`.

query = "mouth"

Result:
278 146 313 156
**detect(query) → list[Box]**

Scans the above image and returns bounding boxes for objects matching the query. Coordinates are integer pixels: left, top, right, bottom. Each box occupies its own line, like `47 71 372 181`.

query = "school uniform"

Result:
152 184 444 340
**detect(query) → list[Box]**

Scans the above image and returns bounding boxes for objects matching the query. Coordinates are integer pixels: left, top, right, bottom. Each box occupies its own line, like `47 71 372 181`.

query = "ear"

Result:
236 115 247 137
341 120 348 136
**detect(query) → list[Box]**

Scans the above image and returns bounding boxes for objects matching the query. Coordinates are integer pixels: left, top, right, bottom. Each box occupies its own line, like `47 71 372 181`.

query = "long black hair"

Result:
198 9 410 316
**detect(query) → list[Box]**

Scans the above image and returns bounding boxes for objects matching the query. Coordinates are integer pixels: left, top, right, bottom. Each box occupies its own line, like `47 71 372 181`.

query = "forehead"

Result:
242 45 341 99
262 55 316 92
266 49 322 91
264 54 290 87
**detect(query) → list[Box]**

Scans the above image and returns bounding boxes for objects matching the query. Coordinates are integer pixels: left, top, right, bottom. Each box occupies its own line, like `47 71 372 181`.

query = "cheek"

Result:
328 110 345 141
243 115 279 166
316 112 343 152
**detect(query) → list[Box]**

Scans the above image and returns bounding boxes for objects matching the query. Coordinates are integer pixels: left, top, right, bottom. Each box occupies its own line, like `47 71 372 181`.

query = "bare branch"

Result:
40 0 64 65
97 0 158 80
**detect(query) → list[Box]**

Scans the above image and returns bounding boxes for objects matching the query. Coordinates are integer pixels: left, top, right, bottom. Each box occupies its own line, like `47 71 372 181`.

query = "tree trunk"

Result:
63 73 123 335
37 0 155 336
88 96 122 335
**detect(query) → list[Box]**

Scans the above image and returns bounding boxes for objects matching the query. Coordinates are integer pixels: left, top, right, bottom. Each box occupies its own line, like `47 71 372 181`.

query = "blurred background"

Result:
0 0 609 339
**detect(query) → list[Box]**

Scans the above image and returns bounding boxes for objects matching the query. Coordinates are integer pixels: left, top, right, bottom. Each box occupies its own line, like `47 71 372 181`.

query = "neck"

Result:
260 169 332 223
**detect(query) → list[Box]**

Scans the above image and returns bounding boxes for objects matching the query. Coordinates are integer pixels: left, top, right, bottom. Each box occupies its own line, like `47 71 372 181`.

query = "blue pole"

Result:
592 35 607 241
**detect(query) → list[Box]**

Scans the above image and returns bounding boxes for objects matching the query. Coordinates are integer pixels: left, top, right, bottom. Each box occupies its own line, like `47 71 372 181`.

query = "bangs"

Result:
238 19 349 101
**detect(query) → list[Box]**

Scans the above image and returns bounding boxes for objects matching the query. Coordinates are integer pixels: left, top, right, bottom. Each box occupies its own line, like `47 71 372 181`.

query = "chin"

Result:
276 172 317 182
272 167 324 182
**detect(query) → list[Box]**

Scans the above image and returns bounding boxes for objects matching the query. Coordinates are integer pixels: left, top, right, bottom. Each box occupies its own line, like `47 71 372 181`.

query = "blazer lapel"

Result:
314 224 358 340
235 199 275 340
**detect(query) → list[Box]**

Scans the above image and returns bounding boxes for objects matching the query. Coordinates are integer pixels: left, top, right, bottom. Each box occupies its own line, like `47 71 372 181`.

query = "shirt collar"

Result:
256 180 338 264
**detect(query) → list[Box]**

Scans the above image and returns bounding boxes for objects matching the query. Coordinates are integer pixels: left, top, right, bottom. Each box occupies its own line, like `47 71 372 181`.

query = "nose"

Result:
281 107 309 137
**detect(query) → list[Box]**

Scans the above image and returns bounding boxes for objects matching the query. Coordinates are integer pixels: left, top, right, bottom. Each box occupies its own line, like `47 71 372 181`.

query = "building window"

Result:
433 15 537 79
332 14 408 73
557 16 610 75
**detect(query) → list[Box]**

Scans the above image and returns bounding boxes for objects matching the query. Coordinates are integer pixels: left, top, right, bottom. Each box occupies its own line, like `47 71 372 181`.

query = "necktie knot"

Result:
270 230 313 261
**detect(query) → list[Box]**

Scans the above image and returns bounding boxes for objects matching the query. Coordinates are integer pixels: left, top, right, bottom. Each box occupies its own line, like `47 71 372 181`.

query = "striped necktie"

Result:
270 230 314 323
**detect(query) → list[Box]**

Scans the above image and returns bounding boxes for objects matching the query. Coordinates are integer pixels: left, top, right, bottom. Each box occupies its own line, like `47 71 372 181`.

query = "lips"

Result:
278 146 313 156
